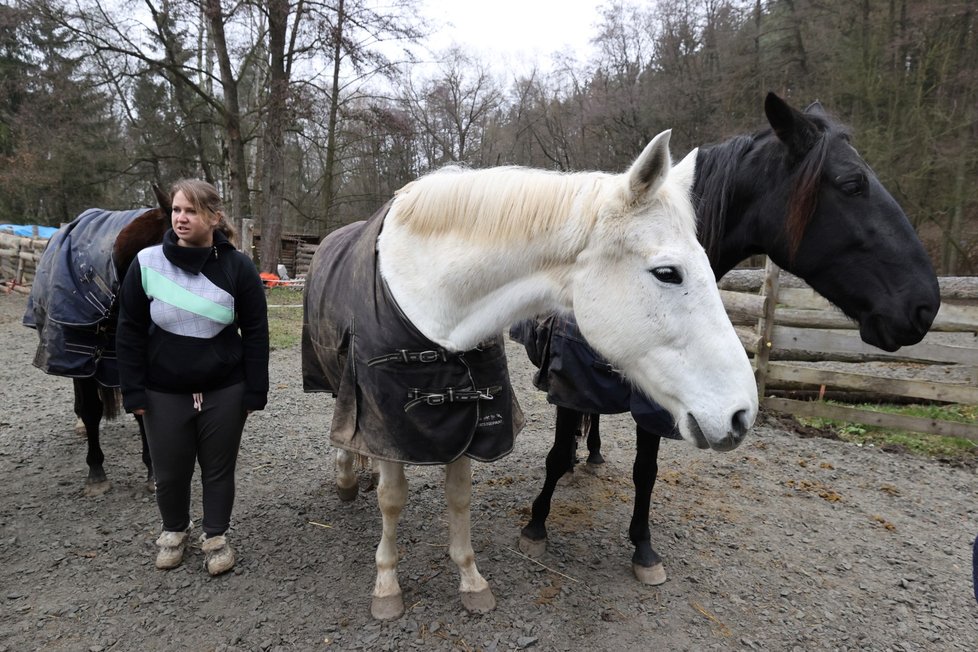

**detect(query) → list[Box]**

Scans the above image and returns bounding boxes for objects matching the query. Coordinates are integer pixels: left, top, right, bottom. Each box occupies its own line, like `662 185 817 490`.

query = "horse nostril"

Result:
914 303 938 332
731 409 750 439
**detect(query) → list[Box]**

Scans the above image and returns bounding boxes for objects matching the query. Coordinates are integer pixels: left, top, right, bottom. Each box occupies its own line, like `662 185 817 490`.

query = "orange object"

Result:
259 272 281 287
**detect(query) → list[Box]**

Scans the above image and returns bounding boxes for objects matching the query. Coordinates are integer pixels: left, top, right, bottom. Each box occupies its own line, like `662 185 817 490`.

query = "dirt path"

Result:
1 291 976 651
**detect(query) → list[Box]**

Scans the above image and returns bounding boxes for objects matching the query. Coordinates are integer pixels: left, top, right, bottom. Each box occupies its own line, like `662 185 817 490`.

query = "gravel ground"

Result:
1 290 977 651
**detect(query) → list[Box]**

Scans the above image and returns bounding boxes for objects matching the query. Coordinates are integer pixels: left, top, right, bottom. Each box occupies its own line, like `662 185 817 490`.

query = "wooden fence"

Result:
720 260 978 441
0 232 47 294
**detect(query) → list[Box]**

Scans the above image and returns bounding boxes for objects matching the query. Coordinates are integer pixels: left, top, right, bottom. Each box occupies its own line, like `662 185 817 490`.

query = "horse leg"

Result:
74 379 110 497
583 412 606 472
518 405 579 557
629 428 665 585
371 459 407 620
335 449 359 501
135 413 155 493
72 381 88 436
446 456 495 613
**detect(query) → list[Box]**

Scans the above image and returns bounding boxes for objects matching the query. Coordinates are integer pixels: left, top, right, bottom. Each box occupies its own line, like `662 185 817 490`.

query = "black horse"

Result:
24 188 172 496
512 92 941 585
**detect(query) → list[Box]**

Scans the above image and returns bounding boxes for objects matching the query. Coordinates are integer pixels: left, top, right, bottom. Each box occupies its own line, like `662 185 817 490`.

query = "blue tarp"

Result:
0 224 58 238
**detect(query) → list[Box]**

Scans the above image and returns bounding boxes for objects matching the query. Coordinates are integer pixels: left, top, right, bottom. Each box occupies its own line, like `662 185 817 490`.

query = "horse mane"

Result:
390 166 608 241
696 113 837 266
694 135 755 267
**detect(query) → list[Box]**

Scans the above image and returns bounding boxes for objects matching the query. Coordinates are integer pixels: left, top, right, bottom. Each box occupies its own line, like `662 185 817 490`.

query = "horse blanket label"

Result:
510 315 678 438
23 208 149 386
302 204 525 464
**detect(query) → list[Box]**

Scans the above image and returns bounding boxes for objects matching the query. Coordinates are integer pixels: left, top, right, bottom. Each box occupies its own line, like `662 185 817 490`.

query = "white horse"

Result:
303 130 757 620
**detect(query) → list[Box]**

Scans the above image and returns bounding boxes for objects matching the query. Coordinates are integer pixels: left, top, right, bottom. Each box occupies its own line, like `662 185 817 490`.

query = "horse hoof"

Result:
74 418 87 437
633 561 667 586
461 587 496 614
336 483 358 502
583 462 605 476
83 481 110 497
371 593 404 620
518 534 547 558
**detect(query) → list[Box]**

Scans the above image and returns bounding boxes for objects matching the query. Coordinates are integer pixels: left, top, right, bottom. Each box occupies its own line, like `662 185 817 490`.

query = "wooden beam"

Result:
770 325 978 365
765 362 978 404
762 397 978 441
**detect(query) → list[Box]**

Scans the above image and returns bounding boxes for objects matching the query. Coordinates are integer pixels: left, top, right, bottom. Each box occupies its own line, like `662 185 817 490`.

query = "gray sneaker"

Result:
155 528 189 570
201 534 235 576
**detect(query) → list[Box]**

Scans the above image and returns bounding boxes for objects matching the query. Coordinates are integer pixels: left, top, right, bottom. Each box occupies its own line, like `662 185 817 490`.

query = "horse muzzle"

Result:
684 408 752 452
859 299 940 353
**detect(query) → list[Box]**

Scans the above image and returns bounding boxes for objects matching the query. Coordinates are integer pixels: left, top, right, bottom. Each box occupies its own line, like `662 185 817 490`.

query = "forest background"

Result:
1 0 975 275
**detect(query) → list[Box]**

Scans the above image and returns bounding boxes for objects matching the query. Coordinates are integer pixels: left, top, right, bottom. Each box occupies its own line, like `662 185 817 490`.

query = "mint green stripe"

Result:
141 267 234 324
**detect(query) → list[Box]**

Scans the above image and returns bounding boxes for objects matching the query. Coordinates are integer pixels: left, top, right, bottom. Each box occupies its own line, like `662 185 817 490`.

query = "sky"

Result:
418 0 606 72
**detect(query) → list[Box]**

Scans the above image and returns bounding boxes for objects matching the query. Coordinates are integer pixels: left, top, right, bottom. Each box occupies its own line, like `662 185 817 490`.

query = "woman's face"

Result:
171 190 217 247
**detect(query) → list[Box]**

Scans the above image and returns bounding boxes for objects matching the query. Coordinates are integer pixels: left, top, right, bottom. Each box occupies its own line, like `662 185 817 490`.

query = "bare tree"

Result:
400 48 504 168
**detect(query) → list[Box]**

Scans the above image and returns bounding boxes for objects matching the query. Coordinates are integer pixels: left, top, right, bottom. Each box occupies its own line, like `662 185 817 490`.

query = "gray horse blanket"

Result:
23 208 149 386
509 314 678 438
302 204 525 464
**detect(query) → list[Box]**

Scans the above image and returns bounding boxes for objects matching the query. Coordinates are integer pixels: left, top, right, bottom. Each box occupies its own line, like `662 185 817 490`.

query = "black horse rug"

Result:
510 315 678 438
302 204 524 465
23 208 149 386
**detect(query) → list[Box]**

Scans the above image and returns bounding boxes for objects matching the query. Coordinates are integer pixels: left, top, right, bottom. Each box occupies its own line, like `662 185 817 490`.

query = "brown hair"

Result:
170 178 238 246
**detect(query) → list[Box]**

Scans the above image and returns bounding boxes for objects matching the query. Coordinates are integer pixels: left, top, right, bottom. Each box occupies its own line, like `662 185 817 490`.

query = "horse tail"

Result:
97 387 123 421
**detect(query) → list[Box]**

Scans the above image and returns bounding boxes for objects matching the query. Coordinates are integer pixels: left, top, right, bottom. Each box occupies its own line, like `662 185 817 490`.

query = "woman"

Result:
117 179 269 575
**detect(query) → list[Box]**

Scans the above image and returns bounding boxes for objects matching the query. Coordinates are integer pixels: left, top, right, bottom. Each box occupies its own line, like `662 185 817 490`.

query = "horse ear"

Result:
152 183 171 213
764 92 818 156
804 100 826 116
671 147 698 192
627 129 672 200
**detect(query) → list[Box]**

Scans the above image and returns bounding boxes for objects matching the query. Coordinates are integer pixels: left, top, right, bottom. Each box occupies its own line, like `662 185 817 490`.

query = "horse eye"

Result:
838 173 866 196
650 266 683 284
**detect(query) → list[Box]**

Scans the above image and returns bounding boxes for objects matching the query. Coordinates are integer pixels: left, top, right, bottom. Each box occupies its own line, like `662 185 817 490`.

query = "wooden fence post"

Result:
753 257 781 397
241 218 255 261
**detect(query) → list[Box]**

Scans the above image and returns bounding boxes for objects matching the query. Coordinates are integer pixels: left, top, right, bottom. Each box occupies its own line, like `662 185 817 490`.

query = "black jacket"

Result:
116 229 269 412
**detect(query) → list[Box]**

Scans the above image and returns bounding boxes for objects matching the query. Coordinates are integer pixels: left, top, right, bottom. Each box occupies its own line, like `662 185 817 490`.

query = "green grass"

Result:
265 286 304 350
796 401 978 464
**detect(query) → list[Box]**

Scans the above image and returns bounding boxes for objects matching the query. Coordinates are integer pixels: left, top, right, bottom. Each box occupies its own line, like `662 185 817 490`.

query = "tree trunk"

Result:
204 0 253 252
258 0 289 273
322 0 345 234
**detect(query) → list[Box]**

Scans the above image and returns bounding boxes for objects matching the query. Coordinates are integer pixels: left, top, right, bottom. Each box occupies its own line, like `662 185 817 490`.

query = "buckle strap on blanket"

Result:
592 361 624 376
367 348 449 366
404 385 502 411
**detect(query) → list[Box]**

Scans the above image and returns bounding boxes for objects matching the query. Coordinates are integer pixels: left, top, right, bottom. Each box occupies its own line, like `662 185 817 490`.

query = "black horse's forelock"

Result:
785 128 829 262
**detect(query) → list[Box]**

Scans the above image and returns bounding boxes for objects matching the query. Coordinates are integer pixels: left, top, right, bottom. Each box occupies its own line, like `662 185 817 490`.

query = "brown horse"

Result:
24 187 172 495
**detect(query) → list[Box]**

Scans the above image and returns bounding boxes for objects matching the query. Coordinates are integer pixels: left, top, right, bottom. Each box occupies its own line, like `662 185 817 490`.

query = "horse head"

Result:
749 92 940 352
380 131 757 452
111 185 172 278
572 131 757 451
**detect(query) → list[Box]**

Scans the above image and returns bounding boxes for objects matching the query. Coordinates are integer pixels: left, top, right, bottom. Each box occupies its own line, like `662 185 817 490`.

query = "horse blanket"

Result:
23 208 150 386
302 204 525 464
509 314 679 438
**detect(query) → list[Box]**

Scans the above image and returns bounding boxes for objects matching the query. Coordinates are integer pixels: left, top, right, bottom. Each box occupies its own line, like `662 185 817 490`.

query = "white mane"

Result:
390 166 611 243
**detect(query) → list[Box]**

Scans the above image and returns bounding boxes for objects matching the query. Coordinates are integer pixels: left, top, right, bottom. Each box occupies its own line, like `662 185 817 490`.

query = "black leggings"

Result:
143 383 247 537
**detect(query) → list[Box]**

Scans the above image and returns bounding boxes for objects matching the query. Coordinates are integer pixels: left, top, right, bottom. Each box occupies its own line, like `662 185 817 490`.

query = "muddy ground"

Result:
0 291 976 651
